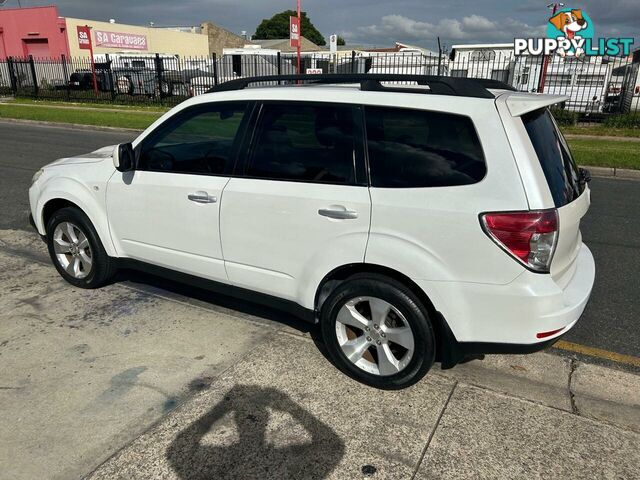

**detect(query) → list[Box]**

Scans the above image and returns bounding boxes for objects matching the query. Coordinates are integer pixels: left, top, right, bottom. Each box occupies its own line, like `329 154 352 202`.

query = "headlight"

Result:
31 169 44 185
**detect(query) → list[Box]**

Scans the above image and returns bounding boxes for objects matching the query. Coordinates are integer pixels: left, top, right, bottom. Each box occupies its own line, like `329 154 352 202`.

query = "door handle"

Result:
318 206 358 220
188 191 217 204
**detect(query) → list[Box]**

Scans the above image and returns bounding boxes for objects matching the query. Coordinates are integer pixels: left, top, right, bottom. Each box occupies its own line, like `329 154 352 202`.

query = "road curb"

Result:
565 134 640 142
0 117 143 133
2 101 166 115
572 361 640 433
580 165 640 180
437 349 640 433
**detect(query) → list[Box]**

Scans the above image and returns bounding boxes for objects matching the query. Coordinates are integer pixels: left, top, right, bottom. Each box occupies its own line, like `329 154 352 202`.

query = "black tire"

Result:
320 274 435 389
46 207 116 289
116 75 134 95
159 80 173 96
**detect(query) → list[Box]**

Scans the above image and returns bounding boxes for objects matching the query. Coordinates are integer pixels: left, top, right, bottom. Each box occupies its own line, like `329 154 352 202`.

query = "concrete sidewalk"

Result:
87 332 639 480
1 228 639 480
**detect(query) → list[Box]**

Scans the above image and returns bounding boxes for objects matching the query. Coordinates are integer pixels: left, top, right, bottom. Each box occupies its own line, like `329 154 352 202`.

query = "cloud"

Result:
353 14 545 46
9 0 637 50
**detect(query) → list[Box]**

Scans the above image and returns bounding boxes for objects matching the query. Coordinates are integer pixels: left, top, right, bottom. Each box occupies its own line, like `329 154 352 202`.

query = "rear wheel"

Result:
320 275 435 389
116 75 134 95
159 80 173 96
46 207 116 288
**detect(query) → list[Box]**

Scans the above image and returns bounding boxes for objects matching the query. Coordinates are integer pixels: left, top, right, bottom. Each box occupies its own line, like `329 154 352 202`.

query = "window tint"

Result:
365 106 486 188
138 102 247 175
522 108 583 207
245 103 360 184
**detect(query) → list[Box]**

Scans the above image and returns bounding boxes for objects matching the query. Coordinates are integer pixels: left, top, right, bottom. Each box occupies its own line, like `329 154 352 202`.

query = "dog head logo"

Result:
549 9 588 39
547 8 594 57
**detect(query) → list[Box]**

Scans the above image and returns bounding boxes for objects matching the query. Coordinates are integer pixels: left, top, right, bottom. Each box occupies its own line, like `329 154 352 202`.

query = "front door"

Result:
220 101 371 306
107 101 250 282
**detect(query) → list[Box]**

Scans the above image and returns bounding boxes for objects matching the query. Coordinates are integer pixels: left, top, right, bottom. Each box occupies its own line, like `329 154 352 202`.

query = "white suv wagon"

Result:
29 74 595 389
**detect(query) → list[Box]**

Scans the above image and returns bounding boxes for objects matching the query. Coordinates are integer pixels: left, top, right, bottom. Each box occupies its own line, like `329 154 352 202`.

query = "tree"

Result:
337 35 346 46
254 10 326 46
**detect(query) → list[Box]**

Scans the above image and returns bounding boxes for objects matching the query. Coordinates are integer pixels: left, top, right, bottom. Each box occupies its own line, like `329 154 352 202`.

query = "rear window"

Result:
364 106 486 188
522 108 583 207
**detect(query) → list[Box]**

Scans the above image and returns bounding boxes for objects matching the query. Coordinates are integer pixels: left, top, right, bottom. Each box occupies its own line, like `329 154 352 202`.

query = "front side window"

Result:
245 103 361 185
138 102 248 175
365 106 486 188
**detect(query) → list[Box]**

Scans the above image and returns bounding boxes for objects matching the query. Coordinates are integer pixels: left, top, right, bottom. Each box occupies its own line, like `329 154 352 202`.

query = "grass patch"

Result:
9 97 171 112
568 138 640 170
561 125 640 138
0 104 160 130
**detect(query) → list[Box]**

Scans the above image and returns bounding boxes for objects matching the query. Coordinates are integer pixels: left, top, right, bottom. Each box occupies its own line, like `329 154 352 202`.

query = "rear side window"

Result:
522 108 583 207
364 106 486 188
245 103 362 185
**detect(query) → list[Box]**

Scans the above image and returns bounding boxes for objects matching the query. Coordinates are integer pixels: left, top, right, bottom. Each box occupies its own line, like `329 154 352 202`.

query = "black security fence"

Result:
0 51 638 122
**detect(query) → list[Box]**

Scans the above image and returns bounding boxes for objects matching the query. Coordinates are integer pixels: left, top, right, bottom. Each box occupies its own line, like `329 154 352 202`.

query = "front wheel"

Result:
320 275 435 389
46 207 116 288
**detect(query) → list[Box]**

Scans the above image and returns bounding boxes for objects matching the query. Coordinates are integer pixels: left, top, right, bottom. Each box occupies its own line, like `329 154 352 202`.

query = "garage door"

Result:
23 39 50 58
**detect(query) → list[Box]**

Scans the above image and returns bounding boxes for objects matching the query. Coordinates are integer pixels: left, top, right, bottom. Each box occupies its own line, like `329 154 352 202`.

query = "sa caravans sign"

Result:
76 26 92 50
95 30 148 50
289 16 301 48
76 26 148 51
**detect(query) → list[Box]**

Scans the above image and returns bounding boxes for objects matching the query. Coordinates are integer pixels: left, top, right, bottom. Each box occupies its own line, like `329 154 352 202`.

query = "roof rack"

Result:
206 74 516 99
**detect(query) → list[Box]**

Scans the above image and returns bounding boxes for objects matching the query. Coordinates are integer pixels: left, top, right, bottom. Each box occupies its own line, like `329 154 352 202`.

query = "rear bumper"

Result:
417 243 595 365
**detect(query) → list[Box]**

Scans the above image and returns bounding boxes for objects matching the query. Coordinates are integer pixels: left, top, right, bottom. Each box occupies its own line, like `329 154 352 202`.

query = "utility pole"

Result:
297 0 301 75
538 2 564 93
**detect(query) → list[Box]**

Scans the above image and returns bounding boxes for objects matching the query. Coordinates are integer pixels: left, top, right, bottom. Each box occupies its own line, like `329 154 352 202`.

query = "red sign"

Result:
95 30 148 50
77 26 92 50
290 16 300 48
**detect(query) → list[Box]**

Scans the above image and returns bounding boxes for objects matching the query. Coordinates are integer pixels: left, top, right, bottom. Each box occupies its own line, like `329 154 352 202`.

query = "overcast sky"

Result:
5 0 638 50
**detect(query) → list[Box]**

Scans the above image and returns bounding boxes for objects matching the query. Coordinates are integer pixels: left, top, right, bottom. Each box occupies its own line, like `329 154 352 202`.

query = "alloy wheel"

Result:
52 222 93 279
335 296 415 376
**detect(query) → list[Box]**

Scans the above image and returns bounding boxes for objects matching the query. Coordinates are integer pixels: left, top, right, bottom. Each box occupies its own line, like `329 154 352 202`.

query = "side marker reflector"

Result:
536 327 564 339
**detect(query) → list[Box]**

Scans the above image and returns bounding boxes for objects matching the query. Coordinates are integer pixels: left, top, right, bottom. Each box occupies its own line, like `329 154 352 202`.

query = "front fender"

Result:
34 175 117 257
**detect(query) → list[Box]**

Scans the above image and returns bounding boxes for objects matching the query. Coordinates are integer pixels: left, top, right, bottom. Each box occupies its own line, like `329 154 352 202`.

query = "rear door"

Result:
219 101 370 305
522 108 590 285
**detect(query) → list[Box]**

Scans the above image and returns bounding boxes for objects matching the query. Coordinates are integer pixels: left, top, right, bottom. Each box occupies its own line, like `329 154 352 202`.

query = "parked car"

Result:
68 63 114 92
28 74 595 389
68 60 174 97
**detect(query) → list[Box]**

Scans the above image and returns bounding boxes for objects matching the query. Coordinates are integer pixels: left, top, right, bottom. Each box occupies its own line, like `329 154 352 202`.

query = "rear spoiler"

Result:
505 93 570 117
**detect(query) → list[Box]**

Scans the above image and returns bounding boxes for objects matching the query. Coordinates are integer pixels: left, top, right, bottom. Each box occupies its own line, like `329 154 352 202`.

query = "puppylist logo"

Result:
515 6 634 57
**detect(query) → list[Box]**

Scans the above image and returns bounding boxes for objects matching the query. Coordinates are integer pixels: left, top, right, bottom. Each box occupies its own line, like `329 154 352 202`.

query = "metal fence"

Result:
0 51 638 122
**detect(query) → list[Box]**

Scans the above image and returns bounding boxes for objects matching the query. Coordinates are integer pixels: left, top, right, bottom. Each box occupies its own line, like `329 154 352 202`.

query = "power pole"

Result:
297 0 301 75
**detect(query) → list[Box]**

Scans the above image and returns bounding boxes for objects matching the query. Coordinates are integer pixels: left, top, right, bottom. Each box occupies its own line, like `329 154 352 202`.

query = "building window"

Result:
232 55 242 76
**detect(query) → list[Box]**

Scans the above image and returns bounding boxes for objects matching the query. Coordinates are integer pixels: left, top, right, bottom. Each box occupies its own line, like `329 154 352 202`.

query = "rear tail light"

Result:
480 209 558 273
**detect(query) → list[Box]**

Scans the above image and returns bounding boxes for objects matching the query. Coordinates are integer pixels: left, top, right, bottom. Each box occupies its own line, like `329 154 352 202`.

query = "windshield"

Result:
522 108 583 207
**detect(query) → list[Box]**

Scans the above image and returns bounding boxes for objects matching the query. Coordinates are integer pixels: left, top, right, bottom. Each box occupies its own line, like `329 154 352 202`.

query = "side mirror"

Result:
113 143 135 172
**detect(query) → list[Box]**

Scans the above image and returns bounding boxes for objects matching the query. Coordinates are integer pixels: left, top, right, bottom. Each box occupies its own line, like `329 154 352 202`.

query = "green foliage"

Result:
0 104 159 130
567 138 640 170
561 125 640 138
603 113 640 129
337 35 346 46
254 10 326 46
550 107 579 126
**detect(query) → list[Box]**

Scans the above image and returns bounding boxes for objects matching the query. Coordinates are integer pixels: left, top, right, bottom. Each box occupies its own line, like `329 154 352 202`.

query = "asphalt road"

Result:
1 120 638 358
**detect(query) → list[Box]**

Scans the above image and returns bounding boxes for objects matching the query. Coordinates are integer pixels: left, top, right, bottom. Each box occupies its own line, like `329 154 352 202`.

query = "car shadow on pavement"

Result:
119 269 315 334
166 384 345 480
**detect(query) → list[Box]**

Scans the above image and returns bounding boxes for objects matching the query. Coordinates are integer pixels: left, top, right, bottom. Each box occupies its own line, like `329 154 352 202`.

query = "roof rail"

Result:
206 74 516 99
